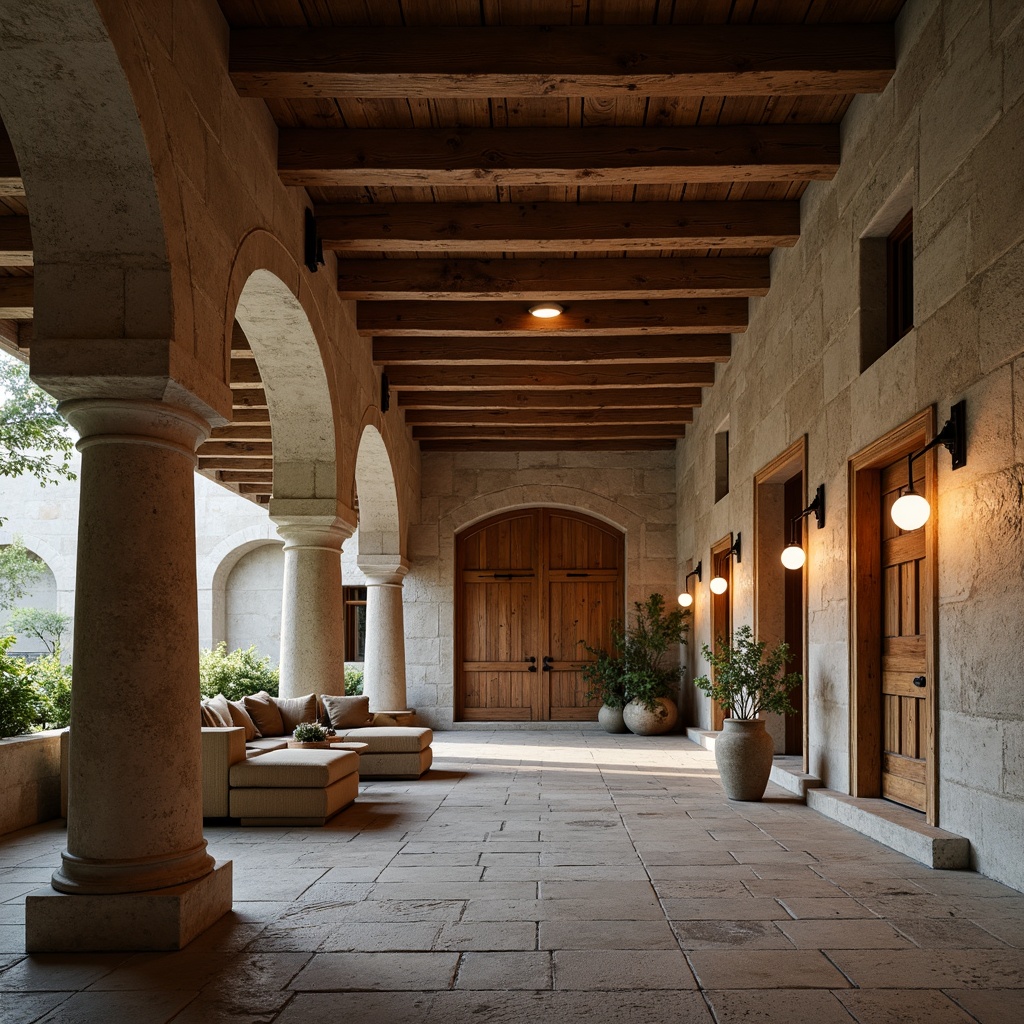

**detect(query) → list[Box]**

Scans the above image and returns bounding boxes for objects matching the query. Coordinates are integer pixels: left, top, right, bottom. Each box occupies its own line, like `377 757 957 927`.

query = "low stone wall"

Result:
0 731 62 836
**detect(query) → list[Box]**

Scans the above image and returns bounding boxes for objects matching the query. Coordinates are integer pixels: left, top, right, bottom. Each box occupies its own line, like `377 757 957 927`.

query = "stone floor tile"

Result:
433 922 536 951
274 991 436 1024
890 917 1012 948
652 880 748 899
703 988 855 1023
288 951 460 991
687 950 852 989
0 925 25 953
0 955 129 991
662 898 791 921
455 951 552 990
231 868 328 902
538 920 677 950
777 918 913 949
368 881 535 901
463 898 666 921
945 989 1024 1023
375 866 485 883
835 989 977 1022
0 992 72 1024
743 878 846 898
778 897 877 919
552 949 697 990
538 880 657 901
671 920 794 950
830 949 1024 988
318 921 442 951
330 900 466 923
33 989 195 1023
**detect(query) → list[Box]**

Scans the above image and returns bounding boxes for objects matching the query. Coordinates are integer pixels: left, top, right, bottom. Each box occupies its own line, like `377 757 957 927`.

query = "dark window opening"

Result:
714 430 730 503
887 210 914 349
343 586 367 662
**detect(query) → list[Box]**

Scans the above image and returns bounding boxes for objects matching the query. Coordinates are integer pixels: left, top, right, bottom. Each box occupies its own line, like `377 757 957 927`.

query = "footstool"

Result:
228 748 359 826
328 726 433 779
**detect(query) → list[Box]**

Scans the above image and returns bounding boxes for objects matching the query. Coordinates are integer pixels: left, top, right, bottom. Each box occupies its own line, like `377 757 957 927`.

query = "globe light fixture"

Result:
780 484 826 572
888 401 967 532
709 535 740 595
528 302 563 318
678 561 702 608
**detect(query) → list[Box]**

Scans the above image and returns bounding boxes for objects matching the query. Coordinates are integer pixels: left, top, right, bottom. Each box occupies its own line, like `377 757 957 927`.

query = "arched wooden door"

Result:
456 508 625 722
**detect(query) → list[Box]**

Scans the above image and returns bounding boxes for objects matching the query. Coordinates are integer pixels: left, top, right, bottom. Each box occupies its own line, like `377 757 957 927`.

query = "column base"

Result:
24 860 232 952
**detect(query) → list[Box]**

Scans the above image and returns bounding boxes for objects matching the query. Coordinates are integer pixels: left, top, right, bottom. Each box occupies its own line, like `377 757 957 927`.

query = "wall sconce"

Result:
709 534 740 594
890 401 967 532
678 561 702 608
781 484 826 571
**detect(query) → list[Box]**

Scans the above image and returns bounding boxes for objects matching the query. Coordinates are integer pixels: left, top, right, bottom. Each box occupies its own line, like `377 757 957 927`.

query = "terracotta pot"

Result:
598 704 628 733
714 718 775 800
623 697 678 736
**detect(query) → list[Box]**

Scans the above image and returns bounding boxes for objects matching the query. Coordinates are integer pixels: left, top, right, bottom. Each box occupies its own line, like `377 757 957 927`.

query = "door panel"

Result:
456 508 624 722
880 457 928 812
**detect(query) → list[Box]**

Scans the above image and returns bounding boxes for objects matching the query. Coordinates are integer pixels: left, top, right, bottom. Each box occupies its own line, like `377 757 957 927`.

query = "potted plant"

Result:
581 593 689 735
694 625 801 800
580 646 628 733
290 721 331 748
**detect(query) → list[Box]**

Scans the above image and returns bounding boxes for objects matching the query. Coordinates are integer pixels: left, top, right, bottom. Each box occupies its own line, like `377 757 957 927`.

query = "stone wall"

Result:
406 450 679 729
677 0 1024 890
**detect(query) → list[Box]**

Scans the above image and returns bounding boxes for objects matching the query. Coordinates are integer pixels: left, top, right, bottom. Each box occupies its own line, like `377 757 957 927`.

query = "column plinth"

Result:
358 557 410 714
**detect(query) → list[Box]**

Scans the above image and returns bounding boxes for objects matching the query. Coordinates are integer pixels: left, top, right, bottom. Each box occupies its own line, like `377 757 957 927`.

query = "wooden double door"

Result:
456 507 624 722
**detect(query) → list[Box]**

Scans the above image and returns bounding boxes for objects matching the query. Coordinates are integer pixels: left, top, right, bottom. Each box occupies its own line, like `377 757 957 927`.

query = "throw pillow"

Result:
321 694 373 729
273 693 318 733
243 690 285 737
203 694 234 728
200 701 220 727
227 698 261 740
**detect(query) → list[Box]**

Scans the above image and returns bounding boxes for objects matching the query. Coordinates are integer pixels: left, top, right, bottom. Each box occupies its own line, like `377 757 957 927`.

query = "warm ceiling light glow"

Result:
529 302 564 318
781 544 806 571
891 492 931 532
709 575 728 595
678 591 693 608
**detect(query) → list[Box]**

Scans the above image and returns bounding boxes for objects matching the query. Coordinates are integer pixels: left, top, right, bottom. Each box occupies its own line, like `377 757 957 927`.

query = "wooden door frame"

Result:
849 408 939 823
709 532 735 732
754 437 809 771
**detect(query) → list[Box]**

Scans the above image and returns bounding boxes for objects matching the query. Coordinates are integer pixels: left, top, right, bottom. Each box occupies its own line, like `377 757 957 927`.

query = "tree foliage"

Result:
199 642 280 701
0 538 46 613
0 635 45 737
0 356 75 490
5 607 72 655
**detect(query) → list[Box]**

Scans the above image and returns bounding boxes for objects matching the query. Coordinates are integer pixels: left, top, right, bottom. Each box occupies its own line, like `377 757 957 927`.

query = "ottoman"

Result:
329 726 433 779
228 748 359 826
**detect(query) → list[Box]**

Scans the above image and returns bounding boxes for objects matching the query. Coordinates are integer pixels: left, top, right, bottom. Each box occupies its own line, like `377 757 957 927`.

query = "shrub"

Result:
0 635 45 737
293 721 327 742
199 643 279 700
27 653 72 729
344 668 364 695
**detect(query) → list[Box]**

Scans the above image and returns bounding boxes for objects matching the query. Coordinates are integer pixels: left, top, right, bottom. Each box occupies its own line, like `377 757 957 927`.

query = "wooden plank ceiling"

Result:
0 0 906 503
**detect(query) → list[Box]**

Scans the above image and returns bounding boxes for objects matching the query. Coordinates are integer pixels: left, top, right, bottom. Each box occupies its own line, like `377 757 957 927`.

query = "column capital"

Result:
59 398 210 461
272 515 354 552
357 555 410 585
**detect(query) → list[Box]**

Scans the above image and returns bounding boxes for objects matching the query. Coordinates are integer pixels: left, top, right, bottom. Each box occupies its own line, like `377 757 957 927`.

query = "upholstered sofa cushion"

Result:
227 698 261 740
321 694 373 729
273 692 318 732
331 726 433 753
245 736 288 753
229 748 358 789
358 748 432 779
243 691 285 736
229 773 358 824
201 694 234 728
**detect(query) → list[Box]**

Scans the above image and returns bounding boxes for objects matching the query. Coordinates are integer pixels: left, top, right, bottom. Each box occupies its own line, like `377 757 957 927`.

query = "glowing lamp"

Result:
709 575 728 595
780 543 807 571
678 591 694 608
678 561 701 609
890 492 931 532
780 484 825 571
528 302 563 319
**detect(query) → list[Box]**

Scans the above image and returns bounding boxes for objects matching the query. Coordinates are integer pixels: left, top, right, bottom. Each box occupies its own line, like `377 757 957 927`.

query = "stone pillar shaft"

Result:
274 516 351 698
55 400 213 895
359 559 410 713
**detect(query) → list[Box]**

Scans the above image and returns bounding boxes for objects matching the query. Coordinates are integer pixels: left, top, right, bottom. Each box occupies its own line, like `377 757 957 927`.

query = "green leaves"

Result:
0 538 46 613
0 635 46 737
693 624 801 720
198 642 280 701
4 608 71 655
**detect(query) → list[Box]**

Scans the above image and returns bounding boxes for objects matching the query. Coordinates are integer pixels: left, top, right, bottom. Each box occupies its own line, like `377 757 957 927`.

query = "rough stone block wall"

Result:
406 450 679 729
677 0 1024 890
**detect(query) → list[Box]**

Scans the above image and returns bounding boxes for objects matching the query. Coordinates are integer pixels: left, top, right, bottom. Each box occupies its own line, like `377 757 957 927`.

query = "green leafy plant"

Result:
0 538 46 613
693 625 801 720
0 635 45 737
5 608 72 655
581 593 690 712
27 653 72 729
293 721 327 743
198 643 279 701
344 668 364 696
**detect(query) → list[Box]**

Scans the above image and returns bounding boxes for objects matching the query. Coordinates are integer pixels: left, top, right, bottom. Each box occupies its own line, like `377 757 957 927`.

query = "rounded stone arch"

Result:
353 423 402 564
225 234 338 506
0 528 74 601
0 0 174 349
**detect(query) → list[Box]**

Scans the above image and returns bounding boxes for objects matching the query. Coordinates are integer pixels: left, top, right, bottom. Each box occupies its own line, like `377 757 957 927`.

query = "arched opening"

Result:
1 548 58 659
353 424 401 562
224 543 284 663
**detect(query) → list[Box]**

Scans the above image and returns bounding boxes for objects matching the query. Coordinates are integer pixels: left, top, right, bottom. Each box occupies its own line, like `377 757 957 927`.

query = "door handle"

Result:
912 676 926 688
525 656 537 672
543 655 554 672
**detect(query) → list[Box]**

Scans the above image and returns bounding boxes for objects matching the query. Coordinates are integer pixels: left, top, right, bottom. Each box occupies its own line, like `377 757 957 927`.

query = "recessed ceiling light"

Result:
529 302 564 319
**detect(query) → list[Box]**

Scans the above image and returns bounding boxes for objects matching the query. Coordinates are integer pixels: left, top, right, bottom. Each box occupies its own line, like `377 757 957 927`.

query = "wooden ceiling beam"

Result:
413 424 686 441
231 407 272 424
359 298 747 336
238 483 274 495
0 277 32 318
403 407 694 426
374 334 730 365
197 441 273 458
232 389 268 408
318 200 800 252
209 424 273 441
397 387 703 409
420 439 676 451
279 125 839 188
198 457 273 471
0 217 32 265
229 359 264 386
231 24 894 99
0 123 23 197
217 470 274 483
339 256 768 301
384 363 715 389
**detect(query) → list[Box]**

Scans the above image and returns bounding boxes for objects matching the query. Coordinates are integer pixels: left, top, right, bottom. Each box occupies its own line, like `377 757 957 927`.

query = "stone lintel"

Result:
357 554 410 583
25 860 232 953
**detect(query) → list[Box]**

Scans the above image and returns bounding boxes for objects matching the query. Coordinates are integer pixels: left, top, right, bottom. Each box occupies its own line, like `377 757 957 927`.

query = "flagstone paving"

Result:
0 731 1022 1023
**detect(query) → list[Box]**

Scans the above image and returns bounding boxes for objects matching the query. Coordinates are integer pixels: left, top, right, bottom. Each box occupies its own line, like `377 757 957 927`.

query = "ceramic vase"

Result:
598 704 628 733
623 697 678 736
714 718 774 800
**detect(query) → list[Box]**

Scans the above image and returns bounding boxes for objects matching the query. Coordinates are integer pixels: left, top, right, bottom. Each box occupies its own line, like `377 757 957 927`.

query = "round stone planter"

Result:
623 697 678 736
597 704 628 733
714 718 775 800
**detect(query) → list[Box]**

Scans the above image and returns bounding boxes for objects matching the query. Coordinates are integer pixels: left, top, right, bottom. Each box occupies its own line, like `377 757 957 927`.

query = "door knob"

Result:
543 655 553 672
525 656 537 673
912 676 926 688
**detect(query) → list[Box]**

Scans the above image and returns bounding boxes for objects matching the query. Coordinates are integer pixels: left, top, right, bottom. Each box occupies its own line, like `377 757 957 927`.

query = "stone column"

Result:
358 557 410 713
25 399 231 951
273 515 352 698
